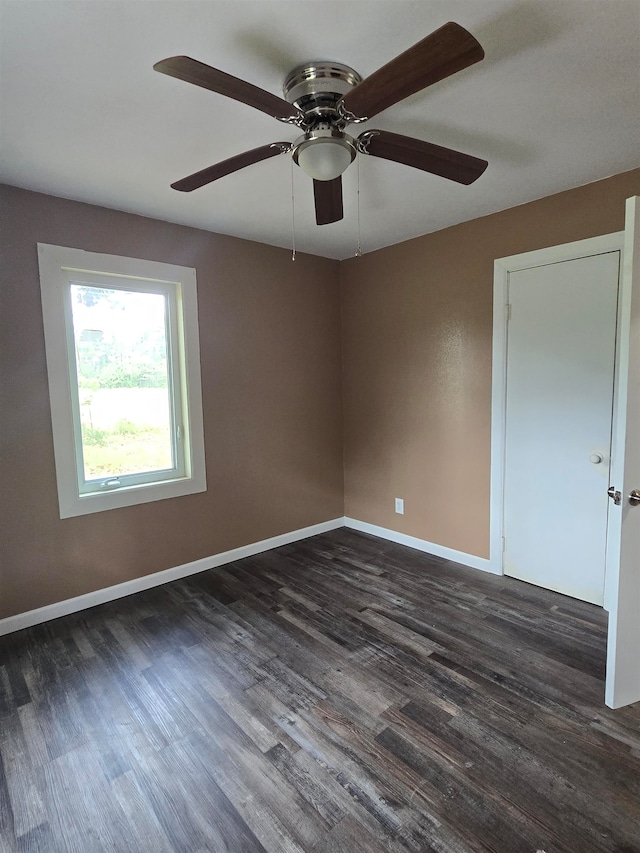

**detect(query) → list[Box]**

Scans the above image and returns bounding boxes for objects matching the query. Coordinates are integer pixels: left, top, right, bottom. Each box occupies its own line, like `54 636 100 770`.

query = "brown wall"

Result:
341 169 640 558
0 185 344 619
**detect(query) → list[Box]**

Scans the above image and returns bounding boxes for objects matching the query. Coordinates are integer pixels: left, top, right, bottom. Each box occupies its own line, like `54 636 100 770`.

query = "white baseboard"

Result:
344 517 497 574
0 517 345 637
0 515 497 637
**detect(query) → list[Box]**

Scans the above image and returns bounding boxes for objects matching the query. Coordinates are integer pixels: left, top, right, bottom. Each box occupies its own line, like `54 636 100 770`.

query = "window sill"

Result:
60 473 207 519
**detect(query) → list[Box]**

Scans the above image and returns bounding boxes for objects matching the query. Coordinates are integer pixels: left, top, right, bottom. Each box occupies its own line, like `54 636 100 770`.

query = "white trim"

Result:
490 232 625 578
0 514 514 637
491 232 625 275
0 518 344 636
37 243 206 518
344 517 496 574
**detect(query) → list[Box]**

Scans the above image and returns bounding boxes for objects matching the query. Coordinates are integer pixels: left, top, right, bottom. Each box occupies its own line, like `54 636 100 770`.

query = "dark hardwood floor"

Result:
1 528 639 852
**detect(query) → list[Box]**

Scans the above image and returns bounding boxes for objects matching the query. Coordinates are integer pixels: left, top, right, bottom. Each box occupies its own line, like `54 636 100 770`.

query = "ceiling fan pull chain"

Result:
290 158 296 262
356 156 362 258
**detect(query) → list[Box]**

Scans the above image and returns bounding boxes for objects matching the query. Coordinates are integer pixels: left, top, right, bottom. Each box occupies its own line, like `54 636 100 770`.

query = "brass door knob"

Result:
629 489 640 506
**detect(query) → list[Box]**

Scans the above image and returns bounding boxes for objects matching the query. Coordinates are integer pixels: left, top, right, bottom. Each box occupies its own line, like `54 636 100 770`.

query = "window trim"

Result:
38 244 207 518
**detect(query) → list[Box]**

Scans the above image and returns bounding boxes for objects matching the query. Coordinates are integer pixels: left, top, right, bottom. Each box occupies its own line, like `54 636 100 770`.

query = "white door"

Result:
606 196 640 709
503 251 620 604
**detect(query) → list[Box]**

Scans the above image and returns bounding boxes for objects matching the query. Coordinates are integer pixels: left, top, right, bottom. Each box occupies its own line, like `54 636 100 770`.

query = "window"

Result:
38 244 206 518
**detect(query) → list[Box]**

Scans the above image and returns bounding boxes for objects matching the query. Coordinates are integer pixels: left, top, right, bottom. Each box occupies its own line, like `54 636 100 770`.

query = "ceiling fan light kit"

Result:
154 22 488 227
292 129 356 181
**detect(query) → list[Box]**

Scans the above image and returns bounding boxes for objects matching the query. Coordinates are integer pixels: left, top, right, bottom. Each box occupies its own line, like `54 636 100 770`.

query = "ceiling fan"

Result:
154 22 488 226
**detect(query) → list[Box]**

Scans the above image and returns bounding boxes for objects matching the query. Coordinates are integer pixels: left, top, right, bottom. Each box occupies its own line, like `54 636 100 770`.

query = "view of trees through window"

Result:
70 284 174 480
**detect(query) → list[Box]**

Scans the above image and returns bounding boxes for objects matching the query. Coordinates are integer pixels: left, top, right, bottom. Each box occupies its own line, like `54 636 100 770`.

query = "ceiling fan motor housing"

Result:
283 61 362 124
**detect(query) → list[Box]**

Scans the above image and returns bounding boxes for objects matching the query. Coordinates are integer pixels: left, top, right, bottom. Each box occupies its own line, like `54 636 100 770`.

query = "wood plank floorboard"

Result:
1 528 639 852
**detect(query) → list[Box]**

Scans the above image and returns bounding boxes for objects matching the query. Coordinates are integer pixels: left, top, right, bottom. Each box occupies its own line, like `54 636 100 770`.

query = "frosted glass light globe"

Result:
297 140 354 181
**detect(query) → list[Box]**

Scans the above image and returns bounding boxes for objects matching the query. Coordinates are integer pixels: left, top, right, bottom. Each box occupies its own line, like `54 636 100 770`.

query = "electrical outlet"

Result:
395 498 404 514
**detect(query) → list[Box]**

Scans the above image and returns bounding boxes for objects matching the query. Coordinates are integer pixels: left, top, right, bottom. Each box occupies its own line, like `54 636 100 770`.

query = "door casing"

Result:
490 231 624 611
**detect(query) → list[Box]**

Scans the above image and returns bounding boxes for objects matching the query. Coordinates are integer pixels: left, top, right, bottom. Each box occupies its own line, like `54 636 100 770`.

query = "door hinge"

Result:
502 535 506 552
506 304 512 321
607 485 622 505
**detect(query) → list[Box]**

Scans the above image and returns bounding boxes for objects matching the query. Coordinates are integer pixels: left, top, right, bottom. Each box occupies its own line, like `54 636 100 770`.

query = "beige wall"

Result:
0 186 343 619
341 169 640 558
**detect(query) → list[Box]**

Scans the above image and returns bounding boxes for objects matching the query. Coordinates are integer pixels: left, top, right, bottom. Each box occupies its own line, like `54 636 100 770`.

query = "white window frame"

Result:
38 243 207 518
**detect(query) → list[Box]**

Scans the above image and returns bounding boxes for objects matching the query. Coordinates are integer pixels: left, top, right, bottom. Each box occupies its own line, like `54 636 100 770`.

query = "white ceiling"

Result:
1 0 639 260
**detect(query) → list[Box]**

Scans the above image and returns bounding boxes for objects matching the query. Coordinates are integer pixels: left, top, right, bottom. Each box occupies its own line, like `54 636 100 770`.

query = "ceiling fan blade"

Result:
313 178 343 225
341 22 484 120
154 56 301 122
171 143 291 192
359 130 487 185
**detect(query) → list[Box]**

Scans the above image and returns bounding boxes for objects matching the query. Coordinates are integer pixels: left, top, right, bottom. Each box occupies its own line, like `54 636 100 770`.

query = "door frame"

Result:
490 232 625 596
